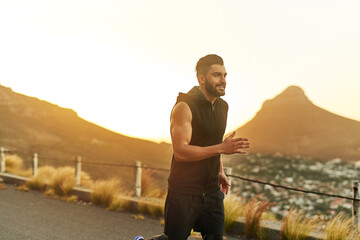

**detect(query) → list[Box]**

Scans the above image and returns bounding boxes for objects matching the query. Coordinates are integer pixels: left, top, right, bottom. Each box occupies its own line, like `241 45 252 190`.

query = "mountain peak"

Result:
263 85 311 108
235 85 360 161
281 85 306 96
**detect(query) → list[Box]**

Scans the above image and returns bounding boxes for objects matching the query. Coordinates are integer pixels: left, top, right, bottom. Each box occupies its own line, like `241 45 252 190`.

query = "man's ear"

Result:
197 75 205 84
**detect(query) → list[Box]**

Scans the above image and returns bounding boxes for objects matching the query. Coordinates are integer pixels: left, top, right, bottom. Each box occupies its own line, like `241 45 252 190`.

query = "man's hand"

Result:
218 172 230 194
221 132 249 154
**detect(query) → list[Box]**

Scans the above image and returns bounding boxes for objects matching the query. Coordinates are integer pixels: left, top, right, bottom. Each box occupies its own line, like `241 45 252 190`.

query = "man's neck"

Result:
199 86 217 104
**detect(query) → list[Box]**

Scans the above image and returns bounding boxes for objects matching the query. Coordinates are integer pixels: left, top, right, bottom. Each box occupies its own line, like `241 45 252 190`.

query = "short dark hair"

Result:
195 54 224 76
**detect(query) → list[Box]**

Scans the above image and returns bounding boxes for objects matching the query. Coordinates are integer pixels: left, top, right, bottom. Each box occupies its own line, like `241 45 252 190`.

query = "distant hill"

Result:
0 85 172 185
234 86 360 161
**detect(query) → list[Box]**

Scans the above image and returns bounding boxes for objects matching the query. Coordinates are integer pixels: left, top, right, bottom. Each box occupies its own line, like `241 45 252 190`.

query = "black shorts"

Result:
164 190 225 240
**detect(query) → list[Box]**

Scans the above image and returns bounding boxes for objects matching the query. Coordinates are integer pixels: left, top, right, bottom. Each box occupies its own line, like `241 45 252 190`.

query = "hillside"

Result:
0 85 172 183
234 86 360 161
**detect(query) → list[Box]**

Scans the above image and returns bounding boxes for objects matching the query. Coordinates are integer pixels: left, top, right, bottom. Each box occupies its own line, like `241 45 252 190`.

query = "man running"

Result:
150 54 249 240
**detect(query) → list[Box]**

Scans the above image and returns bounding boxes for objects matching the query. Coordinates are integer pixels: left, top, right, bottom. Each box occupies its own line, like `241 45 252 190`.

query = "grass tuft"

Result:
138 200 165 218
50 167 76 196
61 195 78 203
16 184 29 192
244 197 273 238
91 178 122 207
131 214 145 220
43 188 56 198
26 166 92 192
325 212 359 240
4 154 23 173
141 170 166 198
280 207 320 240
108 195 132 211
80 171 93 188
5 154 32 177
224 195 246 232
26 166 56 191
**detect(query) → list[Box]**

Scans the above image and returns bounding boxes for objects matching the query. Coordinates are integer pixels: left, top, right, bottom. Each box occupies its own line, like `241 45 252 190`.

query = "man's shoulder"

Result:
175 93 199 110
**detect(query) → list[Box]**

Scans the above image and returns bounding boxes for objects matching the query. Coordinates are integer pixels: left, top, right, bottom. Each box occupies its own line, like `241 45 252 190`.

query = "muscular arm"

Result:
170 102 249 162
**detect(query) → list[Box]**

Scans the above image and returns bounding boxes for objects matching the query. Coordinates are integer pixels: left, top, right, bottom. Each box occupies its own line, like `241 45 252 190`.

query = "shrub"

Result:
138 200 165 218
131 214 144 220
141 170 166 198
44 188 56 198
325 212 359 240
91 178 122 207
244 197 273 238
80 171 93 188
5 154 23 172
26 166 56 191
224 195 246 232
62 195 78 203
16 184 29 192
5 154 32 177
280 207 319 240
109 196 131 211
50 167 76 196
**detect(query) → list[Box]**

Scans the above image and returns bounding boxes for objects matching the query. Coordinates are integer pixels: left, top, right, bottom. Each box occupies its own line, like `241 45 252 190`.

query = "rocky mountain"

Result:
234 86 360 161
0 85 172 183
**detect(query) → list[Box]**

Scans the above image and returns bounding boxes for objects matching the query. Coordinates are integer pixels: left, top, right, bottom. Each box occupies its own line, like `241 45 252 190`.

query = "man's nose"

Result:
220 75 226 83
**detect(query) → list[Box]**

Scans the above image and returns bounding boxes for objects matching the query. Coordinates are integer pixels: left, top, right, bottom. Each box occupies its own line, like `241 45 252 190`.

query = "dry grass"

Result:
50 167 76 196
26 166 56 191
44 188 56 198
138 200 165 218
190 230 202 239
244 197 273 238
26 165 91 195
4 154 23 172
4 154 32 177
61 195 78 203
16 184 29 192
80 171 93 188
91 178 122 207
325 212 359 240
261 212 277 220
141 170 166 198
131 214 145 220
224 195 246 232
280 207 320 240
141 170 153 196
108 195 132 211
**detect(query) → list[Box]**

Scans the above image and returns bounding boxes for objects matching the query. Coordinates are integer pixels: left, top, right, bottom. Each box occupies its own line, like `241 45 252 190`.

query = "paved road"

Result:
0 183 245 240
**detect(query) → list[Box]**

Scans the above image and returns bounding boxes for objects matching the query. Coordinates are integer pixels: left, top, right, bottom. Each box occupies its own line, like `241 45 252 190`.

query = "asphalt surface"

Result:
0 183 245 240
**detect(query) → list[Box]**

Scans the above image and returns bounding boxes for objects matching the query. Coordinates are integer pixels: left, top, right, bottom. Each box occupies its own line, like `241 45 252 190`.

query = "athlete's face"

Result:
203 64 227 97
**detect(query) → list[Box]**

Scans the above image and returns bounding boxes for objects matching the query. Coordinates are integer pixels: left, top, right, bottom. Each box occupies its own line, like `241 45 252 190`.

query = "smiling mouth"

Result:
217 85 225 90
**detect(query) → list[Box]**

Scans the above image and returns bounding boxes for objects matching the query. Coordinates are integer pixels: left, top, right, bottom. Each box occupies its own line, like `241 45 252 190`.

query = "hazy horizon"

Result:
1 1 360 142
2 83 359 144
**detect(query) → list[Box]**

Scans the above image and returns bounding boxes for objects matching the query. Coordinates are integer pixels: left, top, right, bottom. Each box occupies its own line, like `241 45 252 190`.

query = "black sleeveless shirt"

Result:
167 86 228 195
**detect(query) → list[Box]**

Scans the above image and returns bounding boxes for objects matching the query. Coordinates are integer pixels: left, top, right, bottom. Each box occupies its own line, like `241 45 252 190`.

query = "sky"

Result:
1 0 359 143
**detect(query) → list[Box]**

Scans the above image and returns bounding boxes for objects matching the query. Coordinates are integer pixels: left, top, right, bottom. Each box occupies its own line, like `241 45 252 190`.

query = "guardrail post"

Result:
32 153 38 176
75 156 82 186
0 147 5 173
353 181 360 227
223 167 232 194
134 161 142 197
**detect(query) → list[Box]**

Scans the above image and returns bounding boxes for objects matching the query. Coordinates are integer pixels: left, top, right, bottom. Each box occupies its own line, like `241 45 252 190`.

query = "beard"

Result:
205 78 226 97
